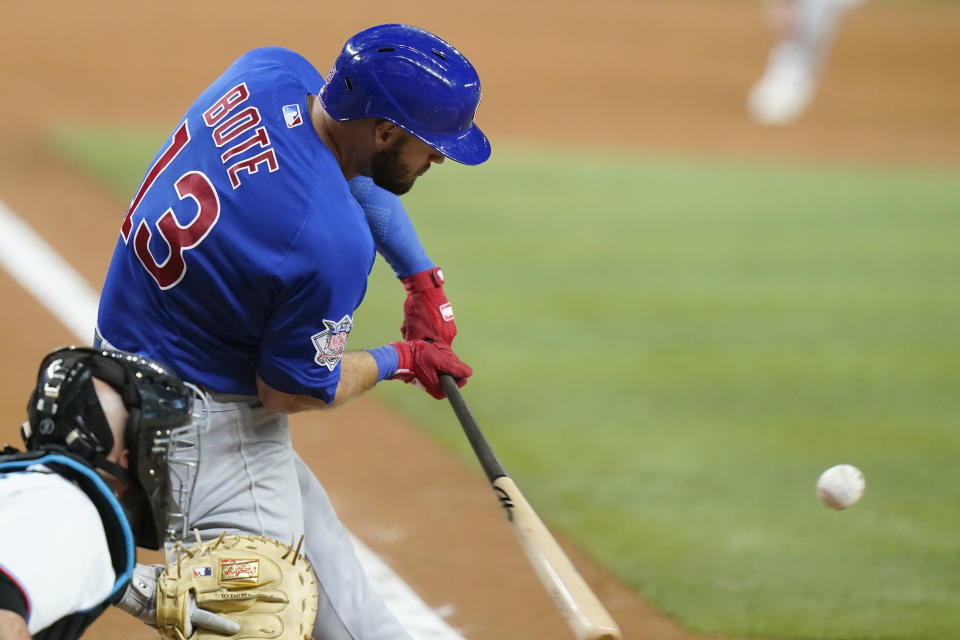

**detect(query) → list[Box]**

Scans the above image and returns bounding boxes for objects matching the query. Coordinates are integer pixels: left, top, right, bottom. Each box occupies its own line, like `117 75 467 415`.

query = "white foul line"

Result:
0 198 100 341
0 196 465 640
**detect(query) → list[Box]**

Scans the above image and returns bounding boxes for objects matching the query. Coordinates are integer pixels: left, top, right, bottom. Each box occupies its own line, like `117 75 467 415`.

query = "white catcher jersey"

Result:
0 470 115 634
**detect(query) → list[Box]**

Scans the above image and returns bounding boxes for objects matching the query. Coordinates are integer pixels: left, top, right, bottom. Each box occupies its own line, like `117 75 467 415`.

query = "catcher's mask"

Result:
23 346 204 550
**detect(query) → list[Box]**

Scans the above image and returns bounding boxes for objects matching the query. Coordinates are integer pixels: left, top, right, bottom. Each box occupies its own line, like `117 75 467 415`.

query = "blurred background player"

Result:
95 23 488 640
747 0 868 125
0 347 201 639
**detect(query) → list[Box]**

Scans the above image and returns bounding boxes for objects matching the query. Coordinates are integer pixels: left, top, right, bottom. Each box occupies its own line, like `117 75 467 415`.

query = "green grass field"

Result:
51 125 960 640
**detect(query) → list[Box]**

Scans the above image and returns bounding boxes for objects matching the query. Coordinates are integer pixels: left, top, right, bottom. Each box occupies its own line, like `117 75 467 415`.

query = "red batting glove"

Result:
391 340 472 399
400 267 457 345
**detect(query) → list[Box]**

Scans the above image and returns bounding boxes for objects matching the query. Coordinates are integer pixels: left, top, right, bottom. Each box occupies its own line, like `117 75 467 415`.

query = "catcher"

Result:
0 347 316 639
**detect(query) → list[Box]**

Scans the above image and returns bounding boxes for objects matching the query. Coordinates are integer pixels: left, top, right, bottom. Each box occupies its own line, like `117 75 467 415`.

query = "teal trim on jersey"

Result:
0 455 136 606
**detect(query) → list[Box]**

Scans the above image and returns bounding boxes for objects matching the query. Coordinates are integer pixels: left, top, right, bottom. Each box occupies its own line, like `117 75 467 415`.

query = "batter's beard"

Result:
370 140 421 195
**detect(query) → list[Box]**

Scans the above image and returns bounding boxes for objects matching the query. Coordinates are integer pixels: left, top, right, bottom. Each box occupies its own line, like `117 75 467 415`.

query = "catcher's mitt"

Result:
156 532 318 640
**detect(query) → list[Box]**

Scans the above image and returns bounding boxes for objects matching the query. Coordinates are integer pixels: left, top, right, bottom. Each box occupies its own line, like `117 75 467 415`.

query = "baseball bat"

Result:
439 375 622 640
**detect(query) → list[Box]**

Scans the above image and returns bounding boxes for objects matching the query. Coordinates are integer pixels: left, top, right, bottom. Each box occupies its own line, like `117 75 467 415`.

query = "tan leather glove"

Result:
156 533 317 640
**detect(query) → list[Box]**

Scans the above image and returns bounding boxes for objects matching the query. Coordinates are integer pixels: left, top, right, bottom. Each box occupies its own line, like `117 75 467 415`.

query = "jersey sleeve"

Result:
0 473 115 634
349 176 434 278
256 203 373 402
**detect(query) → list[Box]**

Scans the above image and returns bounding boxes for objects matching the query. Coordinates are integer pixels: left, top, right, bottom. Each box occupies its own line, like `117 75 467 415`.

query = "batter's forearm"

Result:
333 351 381 404
257 351 379 414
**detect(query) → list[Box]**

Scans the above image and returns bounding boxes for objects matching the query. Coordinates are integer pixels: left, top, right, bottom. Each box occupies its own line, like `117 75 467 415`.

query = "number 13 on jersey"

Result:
119 83 279 290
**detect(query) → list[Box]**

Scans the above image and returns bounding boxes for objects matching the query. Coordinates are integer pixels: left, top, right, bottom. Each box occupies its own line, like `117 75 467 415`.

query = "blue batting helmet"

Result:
319 24 491 166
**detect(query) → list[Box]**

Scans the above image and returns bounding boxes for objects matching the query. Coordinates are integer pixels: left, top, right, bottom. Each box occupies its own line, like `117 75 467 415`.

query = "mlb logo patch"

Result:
193 566 212 577
282 104 303 128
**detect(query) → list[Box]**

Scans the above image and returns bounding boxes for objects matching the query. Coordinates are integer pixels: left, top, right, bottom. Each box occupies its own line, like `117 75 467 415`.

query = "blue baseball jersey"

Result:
98 47 375 402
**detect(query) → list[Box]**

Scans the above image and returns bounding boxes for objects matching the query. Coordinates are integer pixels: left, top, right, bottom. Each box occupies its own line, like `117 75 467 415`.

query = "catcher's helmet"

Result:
319 23 491 165
24 346 201 549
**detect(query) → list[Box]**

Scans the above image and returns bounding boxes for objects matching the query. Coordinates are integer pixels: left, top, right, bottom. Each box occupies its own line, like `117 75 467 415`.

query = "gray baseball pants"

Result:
187 393 413 640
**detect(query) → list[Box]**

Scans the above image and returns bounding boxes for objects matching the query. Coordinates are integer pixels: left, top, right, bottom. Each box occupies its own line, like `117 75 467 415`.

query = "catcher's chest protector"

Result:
0 450 136 640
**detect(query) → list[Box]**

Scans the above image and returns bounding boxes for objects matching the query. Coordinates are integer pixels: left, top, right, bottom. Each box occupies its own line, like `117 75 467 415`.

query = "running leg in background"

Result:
747 0 867 125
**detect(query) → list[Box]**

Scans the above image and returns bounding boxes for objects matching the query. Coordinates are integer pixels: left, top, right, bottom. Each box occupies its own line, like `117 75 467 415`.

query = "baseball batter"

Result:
96 24 490 640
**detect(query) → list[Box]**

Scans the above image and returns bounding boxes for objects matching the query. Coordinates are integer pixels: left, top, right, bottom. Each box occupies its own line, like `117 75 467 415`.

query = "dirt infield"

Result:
0 1 956 638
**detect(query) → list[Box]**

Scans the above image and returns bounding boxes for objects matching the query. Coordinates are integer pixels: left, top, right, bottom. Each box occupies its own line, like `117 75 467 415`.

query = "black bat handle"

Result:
440 375 508 483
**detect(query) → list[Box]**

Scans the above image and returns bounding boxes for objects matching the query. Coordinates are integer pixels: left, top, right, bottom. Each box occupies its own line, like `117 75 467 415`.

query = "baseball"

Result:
815 464 865 510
